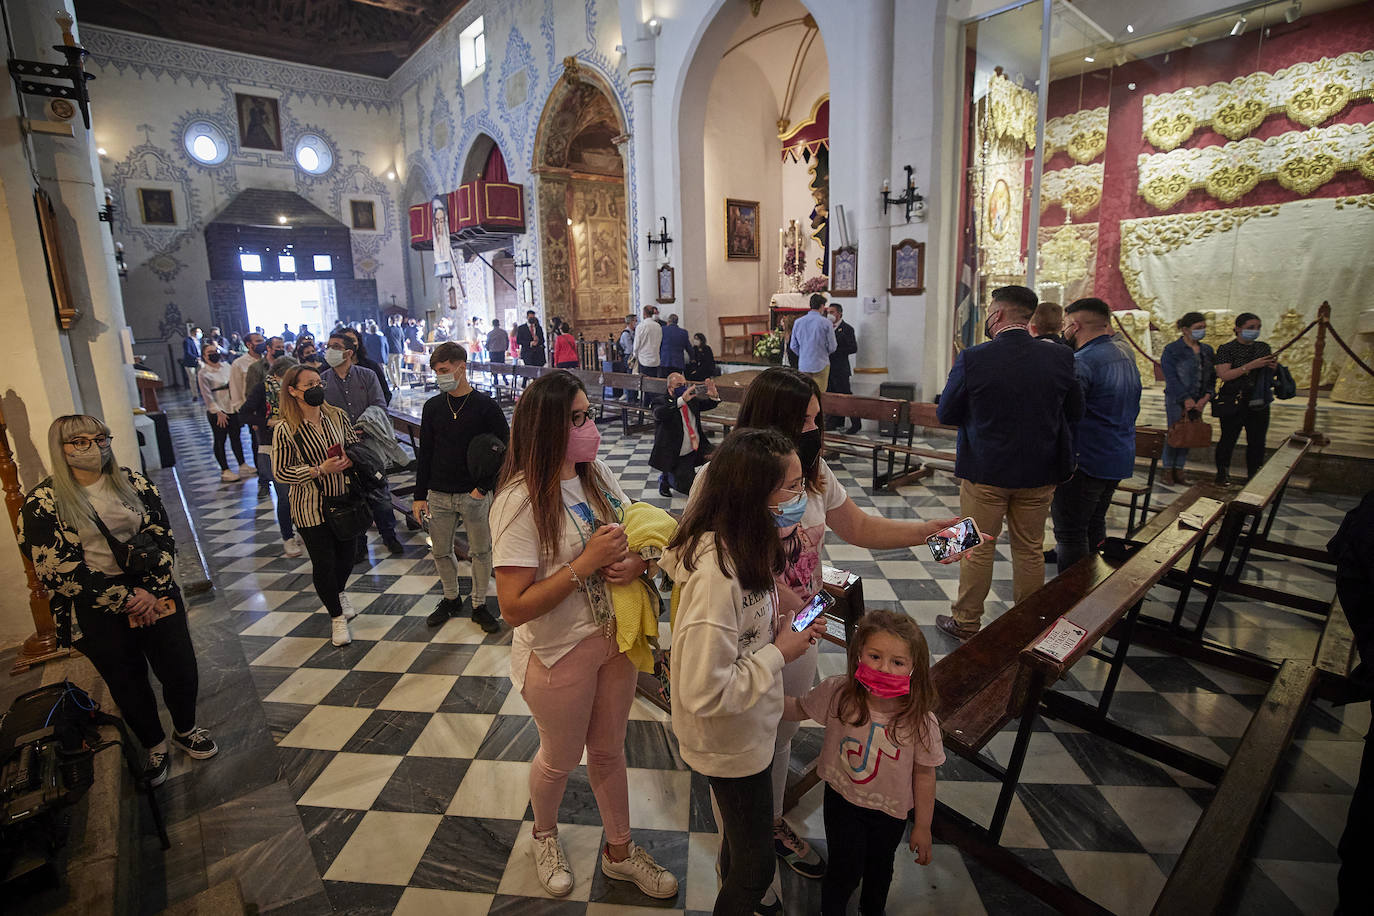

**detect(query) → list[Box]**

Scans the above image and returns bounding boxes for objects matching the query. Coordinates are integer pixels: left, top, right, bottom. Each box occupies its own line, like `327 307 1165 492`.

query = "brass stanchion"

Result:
1296 302 1331 446
0 402 69 673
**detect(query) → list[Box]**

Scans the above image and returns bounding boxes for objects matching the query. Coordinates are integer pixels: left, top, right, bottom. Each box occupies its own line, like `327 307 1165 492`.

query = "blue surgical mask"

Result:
436 372 458 393
1240 328 1261 341
672 385 688 399
1190 328 1206 340
772 490 807 528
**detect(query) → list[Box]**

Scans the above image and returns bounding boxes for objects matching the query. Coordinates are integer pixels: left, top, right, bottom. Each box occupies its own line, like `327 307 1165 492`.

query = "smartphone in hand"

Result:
326 444 344 460
792 590 837 632
927 517 983 562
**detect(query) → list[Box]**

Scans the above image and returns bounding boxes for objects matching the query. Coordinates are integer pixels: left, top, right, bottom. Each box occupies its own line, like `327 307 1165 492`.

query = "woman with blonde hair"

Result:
19 415 216 786
271 364 362 646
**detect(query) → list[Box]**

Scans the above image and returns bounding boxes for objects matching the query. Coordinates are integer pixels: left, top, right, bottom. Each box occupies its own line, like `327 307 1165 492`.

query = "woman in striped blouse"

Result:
271 364 362 646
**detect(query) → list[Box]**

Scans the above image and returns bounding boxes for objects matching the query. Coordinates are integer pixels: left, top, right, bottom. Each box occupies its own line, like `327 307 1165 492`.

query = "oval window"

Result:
294 134 333 175
184 121 229 165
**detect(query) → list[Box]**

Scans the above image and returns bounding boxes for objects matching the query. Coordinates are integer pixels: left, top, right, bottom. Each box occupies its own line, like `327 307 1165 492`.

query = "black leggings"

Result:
822 784 909 916
1215 403 1270 477
74 591 199 750
206 411 247 470
708 764 775 915
297 523 353 617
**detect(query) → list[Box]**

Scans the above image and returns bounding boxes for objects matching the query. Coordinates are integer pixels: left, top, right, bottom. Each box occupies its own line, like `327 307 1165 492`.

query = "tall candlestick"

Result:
779 227 785 267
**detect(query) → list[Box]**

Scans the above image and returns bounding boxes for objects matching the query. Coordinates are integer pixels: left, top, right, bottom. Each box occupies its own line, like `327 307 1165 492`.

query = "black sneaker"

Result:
144 748 170 787
658 479 673 498
171 726 218 760
257 484 270 500
426 597 459 628
385 538 405 555
1215 471 1232 487
472 603 502 634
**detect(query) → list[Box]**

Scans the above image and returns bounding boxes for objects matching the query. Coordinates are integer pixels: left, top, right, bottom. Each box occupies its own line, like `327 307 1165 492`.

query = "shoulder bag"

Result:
294 423 372 541
1273 364 1298 400
1167 409 1212 449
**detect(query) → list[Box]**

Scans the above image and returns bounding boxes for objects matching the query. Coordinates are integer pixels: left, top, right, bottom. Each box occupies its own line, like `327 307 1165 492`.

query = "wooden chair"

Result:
718 314 770 358
1112 427 1167 535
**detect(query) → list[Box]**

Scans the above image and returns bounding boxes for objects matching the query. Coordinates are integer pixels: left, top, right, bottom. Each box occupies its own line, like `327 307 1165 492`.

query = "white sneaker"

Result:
219 469 237 483
532 832 574 897
600 841 678 899
330 617 352 646
239 464 257 479
282 536 302 559
339 593 358 620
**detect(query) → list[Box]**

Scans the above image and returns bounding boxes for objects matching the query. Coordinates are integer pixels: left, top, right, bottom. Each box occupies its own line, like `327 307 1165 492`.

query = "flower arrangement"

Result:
782 247 803 278
800 275 829 294
754 329 784 363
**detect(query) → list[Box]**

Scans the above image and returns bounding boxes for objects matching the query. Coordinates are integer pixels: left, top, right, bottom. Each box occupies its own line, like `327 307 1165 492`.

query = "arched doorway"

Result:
532 57 629 342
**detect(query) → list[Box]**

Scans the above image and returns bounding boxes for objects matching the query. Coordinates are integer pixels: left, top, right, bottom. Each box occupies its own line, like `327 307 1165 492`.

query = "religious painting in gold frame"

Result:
890 239 925 295
831 245 858 297
138 188 175 226
725 198 760 261
657 264 675 304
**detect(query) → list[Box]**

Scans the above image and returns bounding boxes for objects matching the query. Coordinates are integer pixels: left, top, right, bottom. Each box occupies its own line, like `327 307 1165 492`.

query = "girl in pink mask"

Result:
490 371 678 902
783 609 942 915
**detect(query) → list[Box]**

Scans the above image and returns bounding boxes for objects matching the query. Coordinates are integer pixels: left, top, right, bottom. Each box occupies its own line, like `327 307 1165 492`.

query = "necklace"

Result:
446 390 472 421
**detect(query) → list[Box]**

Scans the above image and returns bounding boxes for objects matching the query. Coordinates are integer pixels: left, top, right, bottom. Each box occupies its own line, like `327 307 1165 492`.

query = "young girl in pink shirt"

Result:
784 609 943 915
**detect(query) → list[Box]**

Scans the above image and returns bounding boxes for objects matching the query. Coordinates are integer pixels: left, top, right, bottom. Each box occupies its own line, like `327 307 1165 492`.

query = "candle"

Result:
779 228 785 267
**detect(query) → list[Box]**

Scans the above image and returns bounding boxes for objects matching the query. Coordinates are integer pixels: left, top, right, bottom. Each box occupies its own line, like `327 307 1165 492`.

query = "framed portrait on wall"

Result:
350 200 376 231
138 188 176 226
235 93 282 151
831 245 858 297
725 198 760 261
657 264 675 304
890 239 925 295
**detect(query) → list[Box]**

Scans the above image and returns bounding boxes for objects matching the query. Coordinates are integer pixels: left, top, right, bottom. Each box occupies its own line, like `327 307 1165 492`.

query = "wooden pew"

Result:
1112 427 1167 535
820 395 934 490
929 490 1228 912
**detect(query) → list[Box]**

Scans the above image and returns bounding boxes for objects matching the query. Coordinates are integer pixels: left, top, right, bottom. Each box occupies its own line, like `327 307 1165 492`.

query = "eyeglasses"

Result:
768 484 806 512
65 435 111 452
570 407 598 428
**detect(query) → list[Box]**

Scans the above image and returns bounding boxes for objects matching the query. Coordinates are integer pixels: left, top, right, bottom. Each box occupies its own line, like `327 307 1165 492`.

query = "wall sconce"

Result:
7 12 95 129
881 165 926 223
114 241 128 280
98 189 114 229
647 216 672 258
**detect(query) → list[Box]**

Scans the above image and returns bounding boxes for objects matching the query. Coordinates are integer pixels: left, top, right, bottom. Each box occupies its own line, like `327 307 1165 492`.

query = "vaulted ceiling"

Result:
74 0 471 78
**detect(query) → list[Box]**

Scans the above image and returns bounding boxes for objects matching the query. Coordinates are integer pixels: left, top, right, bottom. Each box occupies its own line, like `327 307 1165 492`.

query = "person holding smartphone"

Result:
491 372 678 901
664 428 829 914
650 372 719 498
688 367 960 901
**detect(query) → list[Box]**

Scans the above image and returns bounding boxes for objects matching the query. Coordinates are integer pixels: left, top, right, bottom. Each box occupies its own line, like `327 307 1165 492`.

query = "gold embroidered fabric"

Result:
1331 310 1374 404
1035 223 1098 306
1114 310 1158 388
1044 107 1108 164
1137 122 1374 210
1142 51 1374 151
982 72 1037 149
1041 163 1104 217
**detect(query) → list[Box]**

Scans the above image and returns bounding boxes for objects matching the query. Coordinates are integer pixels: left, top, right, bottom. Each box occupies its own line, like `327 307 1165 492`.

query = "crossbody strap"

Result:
87 502 135 575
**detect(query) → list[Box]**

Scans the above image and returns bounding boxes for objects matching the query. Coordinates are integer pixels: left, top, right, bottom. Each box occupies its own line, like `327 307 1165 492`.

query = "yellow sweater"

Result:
611 501 677 672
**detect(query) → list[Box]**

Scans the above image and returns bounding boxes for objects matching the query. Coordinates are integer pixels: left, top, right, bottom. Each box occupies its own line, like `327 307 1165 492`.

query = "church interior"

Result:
0 0 1372 914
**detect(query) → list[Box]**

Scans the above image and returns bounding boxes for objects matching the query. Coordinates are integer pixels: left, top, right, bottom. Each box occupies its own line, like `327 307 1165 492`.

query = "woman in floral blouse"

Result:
19 415 217 786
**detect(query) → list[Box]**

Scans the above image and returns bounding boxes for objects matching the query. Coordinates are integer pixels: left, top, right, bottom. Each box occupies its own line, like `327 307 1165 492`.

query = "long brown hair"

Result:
276 364 323 434
736 367 826 494
832 609 938 749
667 428 792 592
496 370 614 560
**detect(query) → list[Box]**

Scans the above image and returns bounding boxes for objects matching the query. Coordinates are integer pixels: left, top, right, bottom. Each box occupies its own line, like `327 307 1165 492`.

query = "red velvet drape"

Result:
483 145 509 183
1034 3 1374 310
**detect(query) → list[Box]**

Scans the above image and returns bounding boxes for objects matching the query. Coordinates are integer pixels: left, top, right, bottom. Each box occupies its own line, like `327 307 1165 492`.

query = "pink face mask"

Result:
855 663 911 698
566 419 601 463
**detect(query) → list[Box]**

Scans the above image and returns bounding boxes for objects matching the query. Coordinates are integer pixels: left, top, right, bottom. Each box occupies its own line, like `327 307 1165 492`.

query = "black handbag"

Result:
316 472 372 540
89 505 163 575
1273 364 1298 400
1211 387 1243 419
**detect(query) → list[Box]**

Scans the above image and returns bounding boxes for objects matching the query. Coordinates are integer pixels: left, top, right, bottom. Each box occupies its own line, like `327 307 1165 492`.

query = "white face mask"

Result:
324 348 347 367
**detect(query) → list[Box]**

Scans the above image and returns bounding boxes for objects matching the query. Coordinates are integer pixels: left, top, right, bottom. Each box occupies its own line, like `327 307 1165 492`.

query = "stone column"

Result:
626 30 657 320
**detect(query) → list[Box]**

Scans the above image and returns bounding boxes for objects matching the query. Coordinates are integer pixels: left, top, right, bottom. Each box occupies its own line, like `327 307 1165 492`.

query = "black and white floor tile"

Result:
138 388 1363 915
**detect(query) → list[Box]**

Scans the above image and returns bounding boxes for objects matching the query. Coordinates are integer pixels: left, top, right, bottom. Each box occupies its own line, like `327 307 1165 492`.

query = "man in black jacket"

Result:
650 372 718 498
935 285 1084 639
412 342 509 633
824 303 861 434
341 328 392 405
515 310 546 368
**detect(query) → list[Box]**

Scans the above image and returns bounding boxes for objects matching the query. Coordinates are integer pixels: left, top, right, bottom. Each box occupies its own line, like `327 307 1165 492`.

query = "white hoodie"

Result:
661 533 785 778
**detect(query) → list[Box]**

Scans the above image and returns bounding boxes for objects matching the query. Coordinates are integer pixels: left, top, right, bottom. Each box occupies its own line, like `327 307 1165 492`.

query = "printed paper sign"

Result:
1033 618 1088 663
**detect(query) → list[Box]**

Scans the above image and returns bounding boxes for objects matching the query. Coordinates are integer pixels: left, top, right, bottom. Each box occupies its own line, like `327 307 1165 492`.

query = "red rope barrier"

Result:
1325 322 1374 379
1110 315 1161 367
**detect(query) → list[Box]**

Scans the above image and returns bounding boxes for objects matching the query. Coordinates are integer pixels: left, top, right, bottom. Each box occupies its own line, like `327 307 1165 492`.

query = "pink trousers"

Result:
521 632 637 845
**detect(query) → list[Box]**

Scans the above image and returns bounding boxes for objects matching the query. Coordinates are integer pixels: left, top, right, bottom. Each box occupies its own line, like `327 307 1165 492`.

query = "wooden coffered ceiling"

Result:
73 0 471 78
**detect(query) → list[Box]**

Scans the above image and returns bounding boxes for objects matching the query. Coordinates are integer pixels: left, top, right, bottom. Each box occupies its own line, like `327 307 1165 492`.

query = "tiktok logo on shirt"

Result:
839 723 902 785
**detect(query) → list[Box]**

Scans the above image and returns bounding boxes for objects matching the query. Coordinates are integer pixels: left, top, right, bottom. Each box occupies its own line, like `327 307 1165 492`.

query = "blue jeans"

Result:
257 442 294 540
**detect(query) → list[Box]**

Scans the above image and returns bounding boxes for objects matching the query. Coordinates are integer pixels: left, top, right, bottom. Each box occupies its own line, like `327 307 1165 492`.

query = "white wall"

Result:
82 28 407 382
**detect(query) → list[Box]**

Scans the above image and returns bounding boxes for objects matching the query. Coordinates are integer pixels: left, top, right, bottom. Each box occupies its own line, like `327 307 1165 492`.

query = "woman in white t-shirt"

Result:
691 367 958 896
491 371 678 902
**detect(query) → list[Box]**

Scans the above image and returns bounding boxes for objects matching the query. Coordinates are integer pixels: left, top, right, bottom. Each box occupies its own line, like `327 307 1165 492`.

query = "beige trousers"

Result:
951 479 1057 629
805 365 830 393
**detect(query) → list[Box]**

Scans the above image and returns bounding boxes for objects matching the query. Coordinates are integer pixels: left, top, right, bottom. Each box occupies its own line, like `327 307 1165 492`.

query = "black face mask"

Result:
205 351 221 363
270 350 284 360
796 427 823 471
253 341 268 355
302 387 326 407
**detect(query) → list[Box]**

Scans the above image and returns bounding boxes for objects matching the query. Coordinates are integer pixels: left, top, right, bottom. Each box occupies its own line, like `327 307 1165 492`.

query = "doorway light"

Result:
240 253 262 272
278 215 288 224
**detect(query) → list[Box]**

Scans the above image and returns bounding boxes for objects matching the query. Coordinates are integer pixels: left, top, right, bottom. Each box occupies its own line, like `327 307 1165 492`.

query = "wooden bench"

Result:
718 314 770 358
929 490 1228 912
1112 427 1167 535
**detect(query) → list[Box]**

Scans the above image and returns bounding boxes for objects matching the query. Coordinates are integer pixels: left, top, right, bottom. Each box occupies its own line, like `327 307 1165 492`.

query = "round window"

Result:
183 121 228 165
294 134 333 175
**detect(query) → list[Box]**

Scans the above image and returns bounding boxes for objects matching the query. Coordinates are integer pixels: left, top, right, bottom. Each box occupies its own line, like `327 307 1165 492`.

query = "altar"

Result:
769 291 824 332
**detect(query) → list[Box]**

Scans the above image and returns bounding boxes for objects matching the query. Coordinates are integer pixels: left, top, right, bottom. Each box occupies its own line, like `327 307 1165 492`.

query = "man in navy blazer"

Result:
934 285 1084 639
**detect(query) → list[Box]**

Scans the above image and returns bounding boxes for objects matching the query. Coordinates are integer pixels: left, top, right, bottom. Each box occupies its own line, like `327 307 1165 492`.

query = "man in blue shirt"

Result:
659 313 692 374
322 331 404 559
788 294 837 390
1052 297 1142 573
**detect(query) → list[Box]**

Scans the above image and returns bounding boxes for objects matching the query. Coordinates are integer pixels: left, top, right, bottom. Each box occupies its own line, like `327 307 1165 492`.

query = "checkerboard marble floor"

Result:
154 389 1362 915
